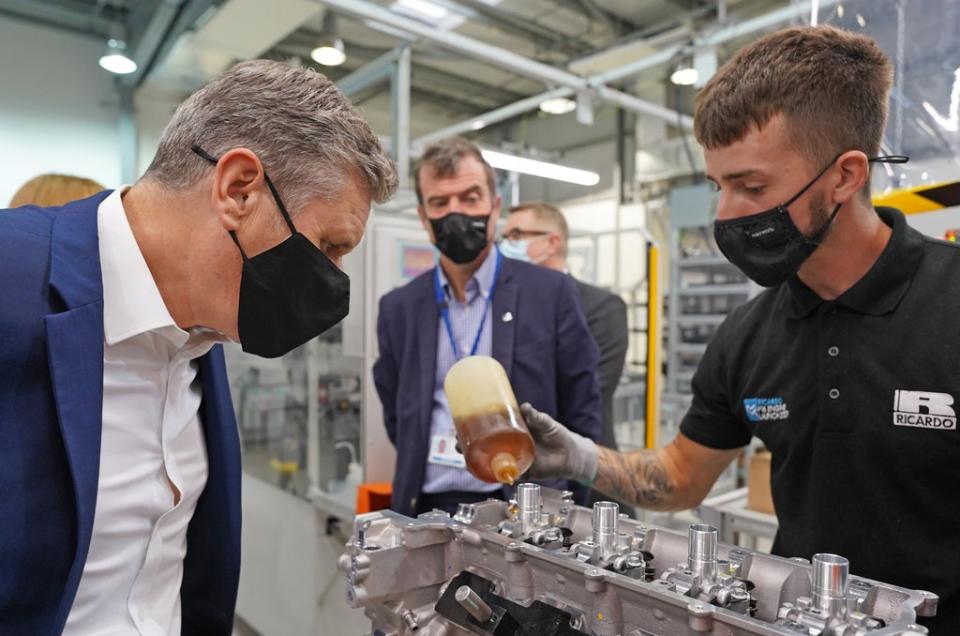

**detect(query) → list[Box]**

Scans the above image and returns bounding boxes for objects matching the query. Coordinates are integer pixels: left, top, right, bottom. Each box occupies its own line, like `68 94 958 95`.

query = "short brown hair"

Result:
10 174 105 208
415 136 496 204
694 25 892 166
509 201 569 256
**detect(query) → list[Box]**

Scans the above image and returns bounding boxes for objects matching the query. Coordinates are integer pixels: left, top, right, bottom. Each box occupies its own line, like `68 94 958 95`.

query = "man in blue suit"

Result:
373 137 602 518
0 60 396 635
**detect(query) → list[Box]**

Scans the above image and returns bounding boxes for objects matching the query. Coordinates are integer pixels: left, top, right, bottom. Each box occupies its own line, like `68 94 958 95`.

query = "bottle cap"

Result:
491 452 519 484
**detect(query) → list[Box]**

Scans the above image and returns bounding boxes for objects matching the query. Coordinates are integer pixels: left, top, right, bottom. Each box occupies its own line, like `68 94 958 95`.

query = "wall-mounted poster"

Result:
401 243 436 280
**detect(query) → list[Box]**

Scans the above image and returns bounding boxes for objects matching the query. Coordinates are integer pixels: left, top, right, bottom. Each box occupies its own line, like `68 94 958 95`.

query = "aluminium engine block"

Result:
338 485 938 636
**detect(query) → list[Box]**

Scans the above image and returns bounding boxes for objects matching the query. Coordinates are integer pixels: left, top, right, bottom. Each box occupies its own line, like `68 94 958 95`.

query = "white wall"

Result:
0 15 123 205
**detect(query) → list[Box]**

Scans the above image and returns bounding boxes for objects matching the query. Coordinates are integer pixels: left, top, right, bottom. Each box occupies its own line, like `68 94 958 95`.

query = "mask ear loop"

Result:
781 153 844 210
191 144 299 260
807 155 911 244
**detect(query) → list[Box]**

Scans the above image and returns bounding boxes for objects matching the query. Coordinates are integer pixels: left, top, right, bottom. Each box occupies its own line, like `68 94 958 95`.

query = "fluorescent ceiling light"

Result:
539 97 576 115
98 39 137 75
670 67 699 86
481 149 600 186
311 42 346 66
393 0 448 21
856 13 866 27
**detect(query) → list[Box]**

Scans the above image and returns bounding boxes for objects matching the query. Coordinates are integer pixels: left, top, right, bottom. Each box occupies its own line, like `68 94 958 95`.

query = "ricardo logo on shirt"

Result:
743 397 790 422
893 390 957 430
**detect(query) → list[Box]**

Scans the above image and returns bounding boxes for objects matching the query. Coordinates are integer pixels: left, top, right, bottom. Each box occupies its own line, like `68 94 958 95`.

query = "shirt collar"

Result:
437 245 499 302
98 187 189 348
778 207 924 319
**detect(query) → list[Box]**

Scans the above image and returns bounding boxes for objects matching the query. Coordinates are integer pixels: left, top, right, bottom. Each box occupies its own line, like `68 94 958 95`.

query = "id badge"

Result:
427 433 466 468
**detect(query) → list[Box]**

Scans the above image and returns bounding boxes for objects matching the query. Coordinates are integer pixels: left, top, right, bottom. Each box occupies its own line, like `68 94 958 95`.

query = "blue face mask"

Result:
499 238 532 262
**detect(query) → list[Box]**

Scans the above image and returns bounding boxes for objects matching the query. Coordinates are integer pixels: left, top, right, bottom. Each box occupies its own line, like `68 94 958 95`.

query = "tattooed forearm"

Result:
593 447 677 510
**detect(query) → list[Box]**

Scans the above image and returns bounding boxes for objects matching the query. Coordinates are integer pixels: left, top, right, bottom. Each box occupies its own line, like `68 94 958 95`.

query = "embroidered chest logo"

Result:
743 397 789 422
893 390 957 430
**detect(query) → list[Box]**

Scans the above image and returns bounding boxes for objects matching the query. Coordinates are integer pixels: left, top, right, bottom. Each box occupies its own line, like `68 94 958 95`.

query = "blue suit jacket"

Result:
373 254 603 517
0 192 242 635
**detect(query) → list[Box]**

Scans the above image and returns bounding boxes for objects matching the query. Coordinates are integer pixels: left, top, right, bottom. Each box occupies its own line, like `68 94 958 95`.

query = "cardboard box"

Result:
746 450 775 515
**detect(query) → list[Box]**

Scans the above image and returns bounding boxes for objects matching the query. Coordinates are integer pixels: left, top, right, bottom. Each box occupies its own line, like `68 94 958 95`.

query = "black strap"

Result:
190 145 297 259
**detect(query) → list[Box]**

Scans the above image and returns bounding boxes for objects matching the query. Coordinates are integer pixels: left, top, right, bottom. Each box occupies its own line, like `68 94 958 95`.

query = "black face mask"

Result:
192 146 350 358
430 212 491 264
713 154 909 287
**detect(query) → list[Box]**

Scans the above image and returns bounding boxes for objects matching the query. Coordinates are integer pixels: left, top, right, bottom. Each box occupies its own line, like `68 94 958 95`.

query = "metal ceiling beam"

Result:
444 0 594 57
334 46 406 96
413 87 574 148
276 35 530 105
121 0 188 88
551 0 642 36
142 0 219 86
317 0 689 127
412 0 838 146
0 0 112 38
272 41 522 113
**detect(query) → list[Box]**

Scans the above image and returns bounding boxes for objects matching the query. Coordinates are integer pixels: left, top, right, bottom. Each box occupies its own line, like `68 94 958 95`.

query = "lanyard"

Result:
434 249 502 360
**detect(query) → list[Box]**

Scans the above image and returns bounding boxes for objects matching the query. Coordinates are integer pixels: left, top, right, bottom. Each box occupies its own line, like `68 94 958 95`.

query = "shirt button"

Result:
828 346 839 357
828 388 840 399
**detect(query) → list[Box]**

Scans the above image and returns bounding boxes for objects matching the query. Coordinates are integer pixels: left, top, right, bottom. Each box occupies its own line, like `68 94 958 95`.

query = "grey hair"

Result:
143 59 397 208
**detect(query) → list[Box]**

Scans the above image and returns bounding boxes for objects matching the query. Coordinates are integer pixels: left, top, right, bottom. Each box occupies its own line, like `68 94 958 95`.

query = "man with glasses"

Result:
500 202 630 515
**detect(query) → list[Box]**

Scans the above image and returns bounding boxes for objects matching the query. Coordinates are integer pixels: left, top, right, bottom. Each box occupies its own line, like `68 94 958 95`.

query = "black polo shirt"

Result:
681 207 960 633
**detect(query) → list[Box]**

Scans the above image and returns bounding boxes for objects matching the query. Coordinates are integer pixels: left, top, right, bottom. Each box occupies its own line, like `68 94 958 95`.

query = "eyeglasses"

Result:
499 228 551 242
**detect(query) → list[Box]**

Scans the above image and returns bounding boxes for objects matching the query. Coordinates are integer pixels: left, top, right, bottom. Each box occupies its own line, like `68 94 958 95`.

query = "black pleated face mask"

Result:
430 211 491 264
713 154 909 287
193 146 350 358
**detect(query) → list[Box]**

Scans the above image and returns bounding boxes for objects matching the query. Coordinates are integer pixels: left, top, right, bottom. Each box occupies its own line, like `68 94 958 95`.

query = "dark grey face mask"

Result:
192 146 350 358
713 154 909 287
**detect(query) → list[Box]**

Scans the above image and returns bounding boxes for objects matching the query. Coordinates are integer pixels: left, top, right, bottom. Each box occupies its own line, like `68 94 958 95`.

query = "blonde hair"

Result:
10 174 105 208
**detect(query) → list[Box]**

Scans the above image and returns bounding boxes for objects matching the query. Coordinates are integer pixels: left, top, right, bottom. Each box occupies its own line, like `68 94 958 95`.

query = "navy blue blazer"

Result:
0 192 242 635
373 253 603 517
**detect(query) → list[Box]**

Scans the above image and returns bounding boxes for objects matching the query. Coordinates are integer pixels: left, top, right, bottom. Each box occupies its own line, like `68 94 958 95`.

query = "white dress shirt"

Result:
64 188 218 636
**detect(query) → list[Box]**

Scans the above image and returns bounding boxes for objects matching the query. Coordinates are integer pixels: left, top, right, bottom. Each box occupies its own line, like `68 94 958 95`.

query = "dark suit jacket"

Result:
573 279 629 450
373 254 603 517
0 193 242 635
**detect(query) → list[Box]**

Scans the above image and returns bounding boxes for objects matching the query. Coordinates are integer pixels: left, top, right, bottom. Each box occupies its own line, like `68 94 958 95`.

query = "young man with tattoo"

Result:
521 25 960 633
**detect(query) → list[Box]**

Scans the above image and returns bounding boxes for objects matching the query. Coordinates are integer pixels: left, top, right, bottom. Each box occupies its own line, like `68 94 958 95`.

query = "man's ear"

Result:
547 233 564 257
488 196 502 239
833 151 870 205
417 205 436 242
211 148 268 232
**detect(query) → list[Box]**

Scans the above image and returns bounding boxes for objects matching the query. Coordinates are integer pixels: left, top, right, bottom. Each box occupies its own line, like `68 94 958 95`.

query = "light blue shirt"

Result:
422 247 502 494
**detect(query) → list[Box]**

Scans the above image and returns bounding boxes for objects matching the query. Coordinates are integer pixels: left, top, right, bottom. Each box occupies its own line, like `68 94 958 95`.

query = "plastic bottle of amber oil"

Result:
444 355 534 484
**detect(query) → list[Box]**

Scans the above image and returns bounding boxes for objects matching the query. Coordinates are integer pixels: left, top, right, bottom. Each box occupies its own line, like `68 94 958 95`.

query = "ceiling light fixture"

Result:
481 149 600 186
539 96 576 115
98 36 137 75
670 65 699 86
394 0 449 21
312 12 346 67
311 39 346 66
